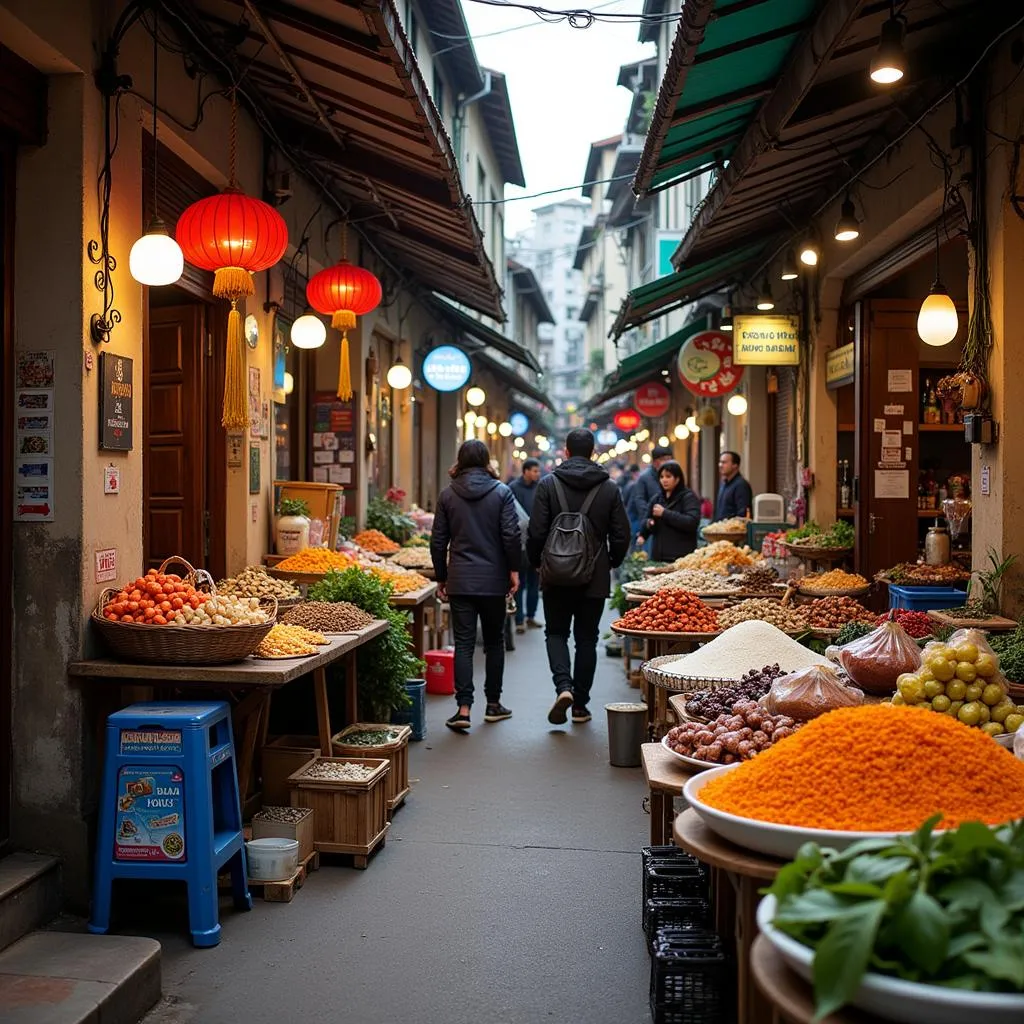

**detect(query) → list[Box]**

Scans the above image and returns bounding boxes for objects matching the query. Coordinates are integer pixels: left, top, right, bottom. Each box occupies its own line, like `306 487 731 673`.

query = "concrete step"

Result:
0 852 61 953
0 931 161 1024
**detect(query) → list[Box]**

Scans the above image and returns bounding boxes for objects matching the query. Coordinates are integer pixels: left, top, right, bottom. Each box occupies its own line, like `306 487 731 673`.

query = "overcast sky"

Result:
458 1 656 237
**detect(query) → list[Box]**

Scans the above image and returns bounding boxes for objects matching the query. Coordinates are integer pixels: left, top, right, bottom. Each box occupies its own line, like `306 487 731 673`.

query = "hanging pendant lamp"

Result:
175 91 289 428
306 227 382 401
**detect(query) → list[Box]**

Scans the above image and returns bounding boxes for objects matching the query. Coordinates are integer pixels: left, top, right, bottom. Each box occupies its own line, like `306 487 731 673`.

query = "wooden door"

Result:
144 304 207 572
856 300 921 579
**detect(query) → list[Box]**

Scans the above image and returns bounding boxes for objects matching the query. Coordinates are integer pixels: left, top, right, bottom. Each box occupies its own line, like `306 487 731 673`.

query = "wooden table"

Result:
640 742 696 844
674 809 784 1024
390 582 438 660
69 620 389 807
751 936 888 1024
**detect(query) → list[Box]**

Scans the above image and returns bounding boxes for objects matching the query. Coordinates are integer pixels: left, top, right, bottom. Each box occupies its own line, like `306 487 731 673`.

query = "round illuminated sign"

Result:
613 409 641 432
634 382 671 418
677 330 744 398
422 345 472 392
509 411 530 436
595 429 618 446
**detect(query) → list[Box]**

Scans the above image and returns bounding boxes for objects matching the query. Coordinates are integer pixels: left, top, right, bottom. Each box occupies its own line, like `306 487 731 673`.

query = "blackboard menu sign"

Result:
99 352 133 451
309 392 358 499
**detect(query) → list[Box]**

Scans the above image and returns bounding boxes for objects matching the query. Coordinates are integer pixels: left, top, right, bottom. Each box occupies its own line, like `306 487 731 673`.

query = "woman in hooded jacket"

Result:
636 460 702 562
430 440 521 731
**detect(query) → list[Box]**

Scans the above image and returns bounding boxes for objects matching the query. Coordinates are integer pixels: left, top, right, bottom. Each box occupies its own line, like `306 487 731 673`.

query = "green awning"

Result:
634 0 819 197
610 241 766 339
587 320 709 411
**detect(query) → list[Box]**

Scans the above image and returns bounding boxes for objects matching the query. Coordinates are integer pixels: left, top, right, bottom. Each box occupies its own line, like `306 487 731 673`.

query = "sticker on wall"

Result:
13 351 55 520
248 367 262 439
887 369 913 393
95 548 118 583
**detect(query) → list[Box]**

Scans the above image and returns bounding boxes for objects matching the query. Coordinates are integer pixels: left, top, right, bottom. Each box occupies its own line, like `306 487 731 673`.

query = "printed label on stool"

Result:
115 765 186 862
120 728 183 755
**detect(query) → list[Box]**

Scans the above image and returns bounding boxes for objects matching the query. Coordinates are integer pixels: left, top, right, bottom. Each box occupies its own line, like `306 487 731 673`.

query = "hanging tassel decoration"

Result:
213 267 255 429
337 330 353 401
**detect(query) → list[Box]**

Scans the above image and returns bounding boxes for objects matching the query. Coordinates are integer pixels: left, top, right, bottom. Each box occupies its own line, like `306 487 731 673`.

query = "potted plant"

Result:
275 498 312 556
366 488 416 544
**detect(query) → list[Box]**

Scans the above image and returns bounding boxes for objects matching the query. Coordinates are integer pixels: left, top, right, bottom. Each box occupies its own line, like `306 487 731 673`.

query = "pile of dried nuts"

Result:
803 596 876 630
717 599 807 632
734 566 784 594
252 806 311 824
295 759 378 782
684 665 788 720
217 566 300 602
665 700 799 764
282 601 373 633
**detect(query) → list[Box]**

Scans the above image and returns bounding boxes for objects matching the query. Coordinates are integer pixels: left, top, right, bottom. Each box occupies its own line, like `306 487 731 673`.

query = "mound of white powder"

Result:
659 620 831 680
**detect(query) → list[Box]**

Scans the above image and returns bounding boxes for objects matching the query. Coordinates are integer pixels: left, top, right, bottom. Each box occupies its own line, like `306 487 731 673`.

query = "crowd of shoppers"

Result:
430 429 751 732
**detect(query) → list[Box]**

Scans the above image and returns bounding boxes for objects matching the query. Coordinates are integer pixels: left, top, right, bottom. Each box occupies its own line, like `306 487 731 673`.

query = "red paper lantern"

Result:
175 188 288 300
613 409 642 432
306 260 382 331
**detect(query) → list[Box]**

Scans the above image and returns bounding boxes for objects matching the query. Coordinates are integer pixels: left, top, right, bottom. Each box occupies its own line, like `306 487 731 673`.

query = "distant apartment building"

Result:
509 199 589 427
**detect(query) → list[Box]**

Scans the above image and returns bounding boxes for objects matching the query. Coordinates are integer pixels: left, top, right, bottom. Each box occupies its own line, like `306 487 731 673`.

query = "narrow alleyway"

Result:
141 612 651 1024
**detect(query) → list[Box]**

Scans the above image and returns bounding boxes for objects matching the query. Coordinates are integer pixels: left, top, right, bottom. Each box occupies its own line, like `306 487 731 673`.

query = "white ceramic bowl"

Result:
683 766 917 859
758 895 1024 1024
245 837 299 881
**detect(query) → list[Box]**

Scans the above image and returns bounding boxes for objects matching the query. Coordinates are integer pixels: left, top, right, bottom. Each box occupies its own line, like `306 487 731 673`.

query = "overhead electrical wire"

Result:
464 0 684 27
464 172 635 206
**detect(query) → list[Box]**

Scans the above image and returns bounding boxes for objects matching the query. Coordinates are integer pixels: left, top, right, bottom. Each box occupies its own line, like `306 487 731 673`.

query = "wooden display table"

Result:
751 936 888 1024
674 808 784 1024
69 620 389 809
390 582 438 660
640 742 697 844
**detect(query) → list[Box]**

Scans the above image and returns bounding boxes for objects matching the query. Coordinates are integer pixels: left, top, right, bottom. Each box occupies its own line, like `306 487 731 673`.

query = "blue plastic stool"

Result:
89 702 251 947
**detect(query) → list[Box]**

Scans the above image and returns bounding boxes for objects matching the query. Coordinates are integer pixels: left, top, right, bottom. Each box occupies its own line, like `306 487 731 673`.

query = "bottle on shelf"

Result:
840 460 851 509
921 377 931 421
924 382 942 425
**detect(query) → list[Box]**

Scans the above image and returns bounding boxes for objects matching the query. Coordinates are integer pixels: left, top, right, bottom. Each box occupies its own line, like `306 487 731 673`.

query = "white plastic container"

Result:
245 837 299 881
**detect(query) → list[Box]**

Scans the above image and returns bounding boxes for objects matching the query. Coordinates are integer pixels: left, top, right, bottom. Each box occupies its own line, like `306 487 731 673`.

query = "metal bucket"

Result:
605 702 647 767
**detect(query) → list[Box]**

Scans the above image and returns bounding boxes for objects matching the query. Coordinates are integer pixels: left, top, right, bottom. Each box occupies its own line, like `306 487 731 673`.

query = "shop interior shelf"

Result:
918 423 964 432
837 423 855 432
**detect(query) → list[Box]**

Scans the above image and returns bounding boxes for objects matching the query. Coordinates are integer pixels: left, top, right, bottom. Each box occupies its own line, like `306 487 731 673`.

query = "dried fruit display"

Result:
665 700 799 764
275 548 358 574
717 599 807 632
217 565 300 601
615 589 719 634
804 596 876 630
354 529 400 554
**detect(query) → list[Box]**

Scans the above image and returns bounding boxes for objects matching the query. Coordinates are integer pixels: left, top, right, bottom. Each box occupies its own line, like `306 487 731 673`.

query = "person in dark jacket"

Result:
510 458 542 632
527 429 631 725
431 440 521 731
636 461 702 562
716 450 753 520
626 446 674 550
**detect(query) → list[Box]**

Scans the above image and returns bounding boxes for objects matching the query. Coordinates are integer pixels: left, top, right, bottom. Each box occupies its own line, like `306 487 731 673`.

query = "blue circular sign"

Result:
509 412 530 436
422 345 472 392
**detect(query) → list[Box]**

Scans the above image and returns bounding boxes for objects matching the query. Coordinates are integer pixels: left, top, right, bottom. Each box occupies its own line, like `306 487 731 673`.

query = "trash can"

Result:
606 702 648 767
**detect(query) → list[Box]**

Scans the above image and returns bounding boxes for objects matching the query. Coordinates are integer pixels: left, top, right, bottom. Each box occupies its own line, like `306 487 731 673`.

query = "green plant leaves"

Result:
892 891 949 973
812 899 886 1020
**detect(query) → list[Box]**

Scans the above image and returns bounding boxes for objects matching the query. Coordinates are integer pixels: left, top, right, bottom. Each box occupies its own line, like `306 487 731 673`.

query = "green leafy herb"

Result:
766 818 1024 1019
974 548 1017 615
277 498 311 518
366 495 416 543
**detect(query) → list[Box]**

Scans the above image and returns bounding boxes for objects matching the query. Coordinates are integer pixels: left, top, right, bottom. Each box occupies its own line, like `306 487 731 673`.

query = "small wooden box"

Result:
331 723 412 816
251 806 316 862
261 735 320 807
287 757 390 868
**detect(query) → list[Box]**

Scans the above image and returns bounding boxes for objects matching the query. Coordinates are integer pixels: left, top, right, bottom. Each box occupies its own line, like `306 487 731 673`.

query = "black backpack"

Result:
540 478 603 587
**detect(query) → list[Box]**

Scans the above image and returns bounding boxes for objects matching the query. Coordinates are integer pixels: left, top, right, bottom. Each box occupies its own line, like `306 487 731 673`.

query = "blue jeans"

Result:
515 566 540 624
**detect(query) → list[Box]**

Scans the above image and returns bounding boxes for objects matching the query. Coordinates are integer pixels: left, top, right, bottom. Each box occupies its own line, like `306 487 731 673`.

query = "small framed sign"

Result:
249 443 261 494
99 352 133 451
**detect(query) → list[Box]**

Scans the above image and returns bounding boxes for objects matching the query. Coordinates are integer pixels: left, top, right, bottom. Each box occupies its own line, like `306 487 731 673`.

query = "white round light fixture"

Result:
917 284 958 347
673 424 689 440
486 421 497 435
466 386 486 407
290 313 327 350
685 415 700 433
386 358 412 390
498 421 513 437
658 435 671 447
129 221 184 286
283 371 294 395
727 393 748 416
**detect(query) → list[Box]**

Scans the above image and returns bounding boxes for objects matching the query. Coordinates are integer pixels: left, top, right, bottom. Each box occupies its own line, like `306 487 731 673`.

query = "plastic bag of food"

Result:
947 627 998 660
1015 727 1024 763
838 620 922 695
761 664 864 720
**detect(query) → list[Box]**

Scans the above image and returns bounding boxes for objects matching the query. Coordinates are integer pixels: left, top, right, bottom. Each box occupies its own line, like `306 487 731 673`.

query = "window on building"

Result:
407 5 418 52
477 159 487 204
566 306 578 320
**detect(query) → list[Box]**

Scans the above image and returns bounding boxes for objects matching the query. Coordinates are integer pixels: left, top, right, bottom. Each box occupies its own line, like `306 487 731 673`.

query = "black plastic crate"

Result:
644 897 712 948
650 929 732 1024
641 845 684 863
642 861 708 933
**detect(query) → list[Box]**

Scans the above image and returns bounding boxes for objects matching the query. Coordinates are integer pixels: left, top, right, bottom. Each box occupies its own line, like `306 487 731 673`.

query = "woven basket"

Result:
641 654 737 693
701 528 749 544
91 555 277 665
782 541 853 561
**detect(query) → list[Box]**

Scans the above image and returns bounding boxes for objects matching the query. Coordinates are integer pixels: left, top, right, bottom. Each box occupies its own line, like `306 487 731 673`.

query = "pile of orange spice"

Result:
699 704 1024 831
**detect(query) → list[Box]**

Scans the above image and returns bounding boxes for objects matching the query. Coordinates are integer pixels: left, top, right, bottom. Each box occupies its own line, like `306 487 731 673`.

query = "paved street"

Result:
141 614 651 1024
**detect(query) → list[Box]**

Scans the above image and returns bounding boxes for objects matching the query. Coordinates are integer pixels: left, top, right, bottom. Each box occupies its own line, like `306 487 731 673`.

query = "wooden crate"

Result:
261 735 320 807
287 757 390 868
331 723 412 816
251 806 316 862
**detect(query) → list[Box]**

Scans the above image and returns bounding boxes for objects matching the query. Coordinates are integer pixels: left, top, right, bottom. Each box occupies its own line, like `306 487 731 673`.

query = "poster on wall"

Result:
676 331 744 398
14 349 56 521
249 443 261 495
273 324 287 400
310 391 358 501
248 366 262 439
98 352 133 451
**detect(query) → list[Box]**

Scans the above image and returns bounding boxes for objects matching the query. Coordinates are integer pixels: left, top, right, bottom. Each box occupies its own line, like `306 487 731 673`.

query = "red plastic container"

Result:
424 649 455 695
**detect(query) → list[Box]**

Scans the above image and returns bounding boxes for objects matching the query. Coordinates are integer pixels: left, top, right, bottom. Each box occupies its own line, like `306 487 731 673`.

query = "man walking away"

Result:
716 451 754 520
510 458 542 633
626 446 673 549
528 428 631 725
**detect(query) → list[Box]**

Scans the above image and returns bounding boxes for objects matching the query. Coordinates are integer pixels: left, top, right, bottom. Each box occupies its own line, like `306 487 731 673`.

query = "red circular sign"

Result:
634 382 671 418
613 409 641 432
676 330 744 397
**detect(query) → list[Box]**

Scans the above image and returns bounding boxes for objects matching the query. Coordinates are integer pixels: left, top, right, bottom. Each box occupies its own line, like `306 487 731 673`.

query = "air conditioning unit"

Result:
753 494 785 523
